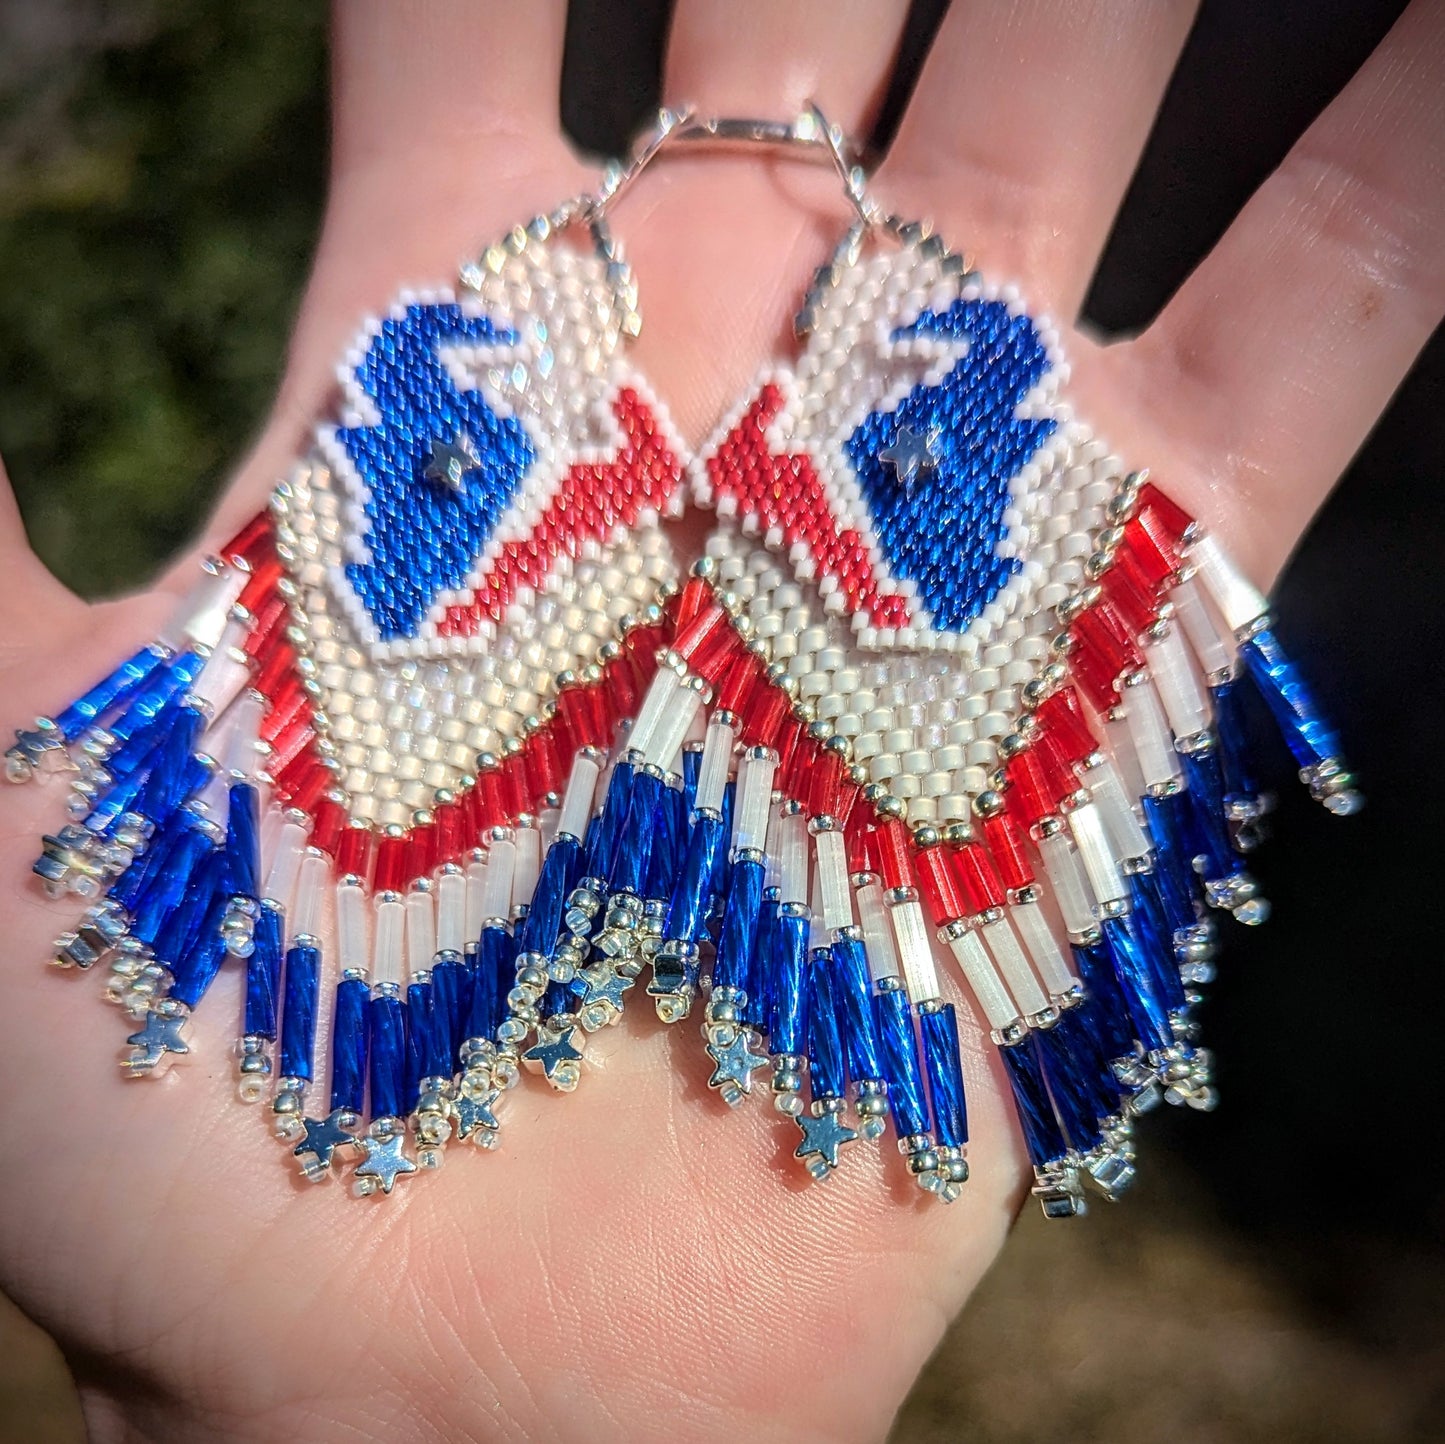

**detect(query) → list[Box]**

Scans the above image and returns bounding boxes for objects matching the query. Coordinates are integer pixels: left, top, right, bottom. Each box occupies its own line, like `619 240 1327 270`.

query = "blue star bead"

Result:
845 297 1057 633
332 303 533 642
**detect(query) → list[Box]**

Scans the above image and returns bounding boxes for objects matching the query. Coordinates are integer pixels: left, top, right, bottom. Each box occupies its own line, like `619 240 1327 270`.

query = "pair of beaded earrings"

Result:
11 109 1355 1210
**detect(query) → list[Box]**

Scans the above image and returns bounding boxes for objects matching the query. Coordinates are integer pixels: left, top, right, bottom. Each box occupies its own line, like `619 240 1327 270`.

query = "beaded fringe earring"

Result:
9 113 1356 1207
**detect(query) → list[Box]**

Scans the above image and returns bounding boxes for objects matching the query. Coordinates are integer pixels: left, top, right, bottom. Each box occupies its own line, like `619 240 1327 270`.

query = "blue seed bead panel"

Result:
846 298 1056 633
273 233 682 830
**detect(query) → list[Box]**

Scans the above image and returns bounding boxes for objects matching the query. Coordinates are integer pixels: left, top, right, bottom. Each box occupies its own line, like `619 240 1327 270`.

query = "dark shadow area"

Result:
1086 0 1445 1381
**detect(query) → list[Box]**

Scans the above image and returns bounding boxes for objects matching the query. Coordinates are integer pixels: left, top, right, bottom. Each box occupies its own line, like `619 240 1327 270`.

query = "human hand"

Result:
1 3 1441 1440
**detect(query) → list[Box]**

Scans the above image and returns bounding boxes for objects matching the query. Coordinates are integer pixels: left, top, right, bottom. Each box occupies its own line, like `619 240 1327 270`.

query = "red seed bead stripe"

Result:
874 818 914 892
981 811 1035 891
263 645 643 887
1133 482 1194 571
950 841 1007 915
236 556 283 616
310 797 346 859
1034 688 1098 766
374 835 409 894
219 510 275 570
433 389 682 639
915 842 968 927
706 385 912 630
406 820 437 882
335 824 375 883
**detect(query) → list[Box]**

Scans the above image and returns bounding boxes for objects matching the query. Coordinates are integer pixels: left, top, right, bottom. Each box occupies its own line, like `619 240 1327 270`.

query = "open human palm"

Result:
1 4 1441 1440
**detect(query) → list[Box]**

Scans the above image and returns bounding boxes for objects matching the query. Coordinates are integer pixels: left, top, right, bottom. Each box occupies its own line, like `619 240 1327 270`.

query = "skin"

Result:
0 2 1442 1439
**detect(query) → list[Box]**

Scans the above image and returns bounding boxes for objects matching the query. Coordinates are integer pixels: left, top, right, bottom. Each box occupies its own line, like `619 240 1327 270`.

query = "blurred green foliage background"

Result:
0 1 326 596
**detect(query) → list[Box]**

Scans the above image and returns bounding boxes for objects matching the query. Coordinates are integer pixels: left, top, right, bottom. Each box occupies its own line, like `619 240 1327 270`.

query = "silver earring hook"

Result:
802 102 880 228
581 104 880 227
588 105 699 222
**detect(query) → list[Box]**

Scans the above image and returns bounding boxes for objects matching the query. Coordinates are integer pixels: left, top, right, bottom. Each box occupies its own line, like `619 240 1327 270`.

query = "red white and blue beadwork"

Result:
7 125 1358 1210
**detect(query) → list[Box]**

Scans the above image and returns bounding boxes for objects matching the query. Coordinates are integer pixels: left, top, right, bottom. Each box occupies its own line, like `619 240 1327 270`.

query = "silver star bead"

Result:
453 1088 502 1143
122 1009 189 1076
578 966 634 1030
794 1107 859 1177
423 432 481 491
706 1029 769 1096
354 1132 417 1195
292 1110 358 1176
522 1023 585 1090
878 424 940 492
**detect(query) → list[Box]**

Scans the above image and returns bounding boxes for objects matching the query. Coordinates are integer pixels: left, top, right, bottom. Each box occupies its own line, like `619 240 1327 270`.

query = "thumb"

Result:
0 452 87 656
0 454 173 726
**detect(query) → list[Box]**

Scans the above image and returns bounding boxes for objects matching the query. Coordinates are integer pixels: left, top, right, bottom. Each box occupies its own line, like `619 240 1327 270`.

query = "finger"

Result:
632 1 916 439
1127 0 1445 585
878 0 1201 317
331 0 573 177
662 0 914 137
320 0 585 296
0 454 82 640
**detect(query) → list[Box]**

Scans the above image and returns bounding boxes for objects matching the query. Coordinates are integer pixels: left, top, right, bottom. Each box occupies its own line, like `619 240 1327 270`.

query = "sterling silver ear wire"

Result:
587 102 878 226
